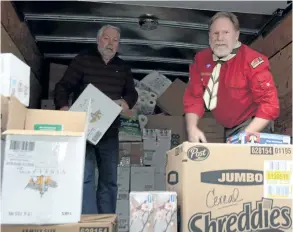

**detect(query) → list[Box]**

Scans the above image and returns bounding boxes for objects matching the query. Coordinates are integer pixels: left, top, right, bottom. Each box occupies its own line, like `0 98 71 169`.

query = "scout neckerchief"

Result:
203 41 242 111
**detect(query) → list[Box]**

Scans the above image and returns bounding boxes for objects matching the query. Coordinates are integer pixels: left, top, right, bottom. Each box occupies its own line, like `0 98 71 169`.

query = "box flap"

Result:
157 78 187 116
80 214 117 223
3 129 84 137
25 110 87 133
5 96 27 130
1 95 10 133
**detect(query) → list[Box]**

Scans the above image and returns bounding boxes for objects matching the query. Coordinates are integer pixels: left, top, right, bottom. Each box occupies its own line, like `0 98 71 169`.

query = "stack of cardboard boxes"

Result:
26 63 292 232
1 54 118 231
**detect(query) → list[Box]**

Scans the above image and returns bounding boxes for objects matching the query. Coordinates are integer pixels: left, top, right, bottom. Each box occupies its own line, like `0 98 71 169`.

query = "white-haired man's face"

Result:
97 27 120 60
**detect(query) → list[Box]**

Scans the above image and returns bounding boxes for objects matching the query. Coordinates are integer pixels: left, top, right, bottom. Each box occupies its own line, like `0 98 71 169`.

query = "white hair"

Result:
97 24 121 39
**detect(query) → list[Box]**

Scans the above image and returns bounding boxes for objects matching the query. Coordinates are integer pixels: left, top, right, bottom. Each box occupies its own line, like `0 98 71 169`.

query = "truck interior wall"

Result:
250 12 292 135
1 1 44 108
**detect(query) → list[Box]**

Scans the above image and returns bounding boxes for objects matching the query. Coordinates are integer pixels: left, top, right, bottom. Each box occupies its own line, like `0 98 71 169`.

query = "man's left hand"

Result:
114 99 129 111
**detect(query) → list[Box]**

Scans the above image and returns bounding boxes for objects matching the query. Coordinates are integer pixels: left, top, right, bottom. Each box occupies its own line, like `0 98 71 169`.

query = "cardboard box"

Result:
143 129 171 169
146 116 187 148
1 214 117 232
1 95 9 134
146 115 224 147
117 166 130 200
119 142 143 165
129 191 177 232
227 131 291 144
0 53 30 106
1 97 89 224
157 78 187 116
130 166 155 191
166 142 293 232
70 83 122 145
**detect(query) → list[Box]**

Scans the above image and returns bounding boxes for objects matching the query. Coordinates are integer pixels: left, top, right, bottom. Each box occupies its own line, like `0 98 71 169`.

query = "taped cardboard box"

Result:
157 78 187 116
1 97 89 224
2 214 117 232
166 142 293 232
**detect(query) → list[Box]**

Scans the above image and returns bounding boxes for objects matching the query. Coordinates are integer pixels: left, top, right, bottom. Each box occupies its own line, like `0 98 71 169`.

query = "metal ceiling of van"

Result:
12 1 292 82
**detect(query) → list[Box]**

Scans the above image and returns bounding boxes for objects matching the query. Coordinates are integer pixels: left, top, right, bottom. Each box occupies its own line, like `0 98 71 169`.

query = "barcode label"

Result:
6 161 34 167
144 150 154 163
267 160 290 171
9 140 35 152
117 193 128 200
264 160 292 199
92 130 102 143
118 218 128 229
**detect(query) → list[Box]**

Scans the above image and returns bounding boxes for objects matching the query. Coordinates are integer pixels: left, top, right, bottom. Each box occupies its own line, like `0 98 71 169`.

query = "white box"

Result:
1 97 89 224
0 53 30 106
70 84 122 145
130 166 155 191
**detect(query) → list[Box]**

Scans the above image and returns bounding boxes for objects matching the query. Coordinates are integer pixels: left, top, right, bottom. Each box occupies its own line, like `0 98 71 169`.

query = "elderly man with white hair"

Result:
54 25 138 214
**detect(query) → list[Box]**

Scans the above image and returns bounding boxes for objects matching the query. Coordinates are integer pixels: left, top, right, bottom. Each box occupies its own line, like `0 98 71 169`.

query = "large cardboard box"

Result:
1 214 117 232
157 78 187 116
70 83 122 145
0 53 30 106
1 97 89 224
166 142 293 232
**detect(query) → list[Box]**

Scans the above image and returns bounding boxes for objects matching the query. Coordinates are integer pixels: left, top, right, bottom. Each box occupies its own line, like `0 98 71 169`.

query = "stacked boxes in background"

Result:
1 53 31 187
115 129 172 231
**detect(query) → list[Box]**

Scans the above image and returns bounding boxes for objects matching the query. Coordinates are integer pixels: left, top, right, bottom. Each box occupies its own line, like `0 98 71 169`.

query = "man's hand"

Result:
114 99 129 111
188 126 207 143
60 106 69 111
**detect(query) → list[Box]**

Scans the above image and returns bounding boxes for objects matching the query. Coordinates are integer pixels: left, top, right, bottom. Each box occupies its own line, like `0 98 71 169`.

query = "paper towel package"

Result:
70 83 122 145
166 142 293 232
139 71 172 97
0 53 31 107
129 191 177 232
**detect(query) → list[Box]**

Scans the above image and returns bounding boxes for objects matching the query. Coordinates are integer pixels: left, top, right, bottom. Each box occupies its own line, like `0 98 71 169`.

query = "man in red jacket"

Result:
183 11 280 142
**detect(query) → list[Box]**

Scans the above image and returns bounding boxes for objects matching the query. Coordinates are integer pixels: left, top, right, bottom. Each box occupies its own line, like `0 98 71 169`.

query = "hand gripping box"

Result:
1 97 90 224
166 142 293 232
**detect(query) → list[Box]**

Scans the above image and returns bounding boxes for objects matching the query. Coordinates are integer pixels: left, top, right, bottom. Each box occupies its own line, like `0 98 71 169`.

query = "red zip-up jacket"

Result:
183 44 280 129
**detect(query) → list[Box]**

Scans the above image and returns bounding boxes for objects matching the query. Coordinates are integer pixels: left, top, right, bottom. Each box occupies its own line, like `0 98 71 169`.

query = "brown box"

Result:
119 142 143 165
157 78 187 116
146 115 224 147
166 142 293 232
2 215 117 232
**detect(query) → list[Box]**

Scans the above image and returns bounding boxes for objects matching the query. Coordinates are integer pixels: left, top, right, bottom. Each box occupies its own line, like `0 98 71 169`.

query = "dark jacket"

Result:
54 49 138 137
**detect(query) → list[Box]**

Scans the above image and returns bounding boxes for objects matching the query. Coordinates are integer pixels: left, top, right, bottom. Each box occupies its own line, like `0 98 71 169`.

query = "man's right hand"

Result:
60 106 69 111
188 126 207 143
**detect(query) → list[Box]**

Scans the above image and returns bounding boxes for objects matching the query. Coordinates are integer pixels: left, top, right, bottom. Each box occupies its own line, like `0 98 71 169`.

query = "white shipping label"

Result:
5 139 68 171
264 160 293 199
